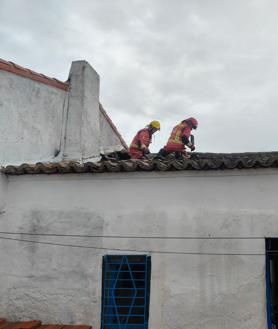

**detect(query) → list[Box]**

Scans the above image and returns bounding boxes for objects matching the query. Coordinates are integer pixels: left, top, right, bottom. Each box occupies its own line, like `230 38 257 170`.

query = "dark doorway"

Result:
266 238 278 329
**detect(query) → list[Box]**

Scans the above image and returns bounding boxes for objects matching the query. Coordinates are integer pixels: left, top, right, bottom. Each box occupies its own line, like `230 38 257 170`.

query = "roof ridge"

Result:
0 58 69 91
2 152 278 175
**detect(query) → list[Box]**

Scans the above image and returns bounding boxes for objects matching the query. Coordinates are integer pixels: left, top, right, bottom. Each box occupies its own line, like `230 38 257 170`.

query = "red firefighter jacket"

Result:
129 128 152 159
164 122 192 152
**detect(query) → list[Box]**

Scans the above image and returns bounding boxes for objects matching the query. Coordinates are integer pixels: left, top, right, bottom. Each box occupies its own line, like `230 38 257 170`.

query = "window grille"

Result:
101 255 151 329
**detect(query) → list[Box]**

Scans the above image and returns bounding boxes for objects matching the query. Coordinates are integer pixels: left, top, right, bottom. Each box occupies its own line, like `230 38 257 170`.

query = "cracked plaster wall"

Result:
0 169 277 328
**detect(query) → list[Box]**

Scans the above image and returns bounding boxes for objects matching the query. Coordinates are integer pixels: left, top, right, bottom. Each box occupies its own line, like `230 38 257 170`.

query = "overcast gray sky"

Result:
1 0 277 153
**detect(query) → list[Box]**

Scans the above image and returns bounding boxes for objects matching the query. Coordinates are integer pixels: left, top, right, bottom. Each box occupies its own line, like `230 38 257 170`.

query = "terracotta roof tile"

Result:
0 323 15 329
1 152 278 175
11 321 41 329
0 58 69 91
39 324 64 329
60 326 91 329
0 320 91 329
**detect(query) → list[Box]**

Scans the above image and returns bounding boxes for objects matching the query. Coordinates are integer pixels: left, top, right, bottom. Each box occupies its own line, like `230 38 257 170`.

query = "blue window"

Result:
101 255 151 329
266 238 278 329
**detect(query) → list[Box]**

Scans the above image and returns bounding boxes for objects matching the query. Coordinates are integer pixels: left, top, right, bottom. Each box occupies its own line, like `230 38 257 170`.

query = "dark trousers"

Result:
155 148 185 160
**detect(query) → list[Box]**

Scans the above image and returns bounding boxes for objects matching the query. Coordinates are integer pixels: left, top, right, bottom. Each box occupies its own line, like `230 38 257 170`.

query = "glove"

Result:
143 148 150 155
186 142 194 150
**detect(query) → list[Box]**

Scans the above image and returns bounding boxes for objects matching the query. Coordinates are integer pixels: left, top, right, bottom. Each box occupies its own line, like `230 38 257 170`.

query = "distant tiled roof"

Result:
0 318 91 329
2 152 278 175
0 58 69 91
99 104 128 150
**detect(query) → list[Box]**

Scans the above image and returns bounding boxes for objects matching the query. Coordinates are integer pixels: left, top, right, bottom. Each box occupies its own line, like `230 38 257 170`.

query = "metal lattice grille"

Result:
101 255 151 329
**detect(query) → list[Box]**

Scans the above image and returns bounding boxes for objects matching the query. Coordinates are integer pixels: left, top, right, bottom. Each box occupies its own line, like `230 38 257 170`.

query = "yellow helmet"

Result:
150 120 161 130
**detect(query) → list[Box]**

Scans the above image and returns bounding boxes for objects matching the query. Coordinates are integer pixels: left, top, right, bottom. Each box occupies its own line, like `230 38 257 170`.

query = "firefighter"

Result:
156 117 198 159
129 121 161 159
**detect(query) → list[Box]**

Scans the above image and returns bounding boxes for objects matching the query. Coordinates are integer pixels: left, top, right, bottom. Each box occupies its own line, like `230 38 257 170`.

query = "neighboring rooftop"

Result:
2 152 278 175
0 58 69 91
0 58 127 161
0 319 91 329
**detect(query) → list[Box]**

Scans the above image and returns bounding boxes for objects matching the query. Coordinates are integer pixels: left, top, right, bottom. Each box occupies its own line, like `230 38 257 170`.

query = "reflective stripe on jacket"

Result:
164 122 192 152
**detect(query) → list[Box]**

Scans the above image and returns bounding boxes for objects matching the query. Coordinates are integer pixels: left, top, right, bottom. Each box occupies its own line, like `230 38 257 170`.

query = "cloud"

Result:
0 0 278 152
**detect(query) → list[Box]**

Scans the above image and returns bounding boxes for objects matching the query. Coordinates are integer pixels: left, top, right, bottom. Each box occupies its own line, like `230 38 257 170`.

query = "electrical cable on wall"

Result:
0 235 266 256
0 231 266 239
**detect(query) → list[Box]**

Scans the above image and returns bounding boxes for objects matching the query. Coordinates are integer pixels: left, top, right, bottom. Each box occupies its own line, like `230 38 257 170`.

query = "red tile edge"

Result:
99 103 128 150
0 320 91 329
12 320 41 329
0 319 7 328
0 59 69 91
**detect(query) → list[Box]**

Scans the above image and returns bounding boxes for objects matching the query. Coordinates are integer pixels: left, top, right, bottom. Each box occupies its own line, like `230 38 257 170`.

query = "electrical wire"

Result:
0 231 266 240
0 235 265 256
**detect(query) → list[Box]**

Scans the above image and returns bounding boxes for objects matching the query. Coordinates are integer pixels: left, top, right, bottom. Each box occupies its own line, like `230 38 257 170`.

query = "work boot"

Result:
174 151 183 160
155 148 167 160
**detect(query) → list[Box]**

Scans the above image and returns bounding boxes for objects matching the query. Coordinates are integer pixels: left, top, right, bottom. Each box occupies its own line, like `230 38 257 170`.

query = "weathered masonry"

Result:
0 152 278 329
0 59 127 165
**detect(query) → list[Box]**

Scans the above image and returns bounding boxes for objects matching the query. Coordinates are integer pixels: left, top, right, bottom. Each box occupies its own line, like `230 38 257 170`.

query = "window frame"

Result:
101 254 151 329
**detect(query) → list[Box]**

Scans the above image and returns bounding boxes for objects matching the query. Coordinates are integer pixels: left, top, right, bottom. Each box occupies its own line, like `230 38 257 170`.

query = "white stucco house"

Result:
0 59 278 329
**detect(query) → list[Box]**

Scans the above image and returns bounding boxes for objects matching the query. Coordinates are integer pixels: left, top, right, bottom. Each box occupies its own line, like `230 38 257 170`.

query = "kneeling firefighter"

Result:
129 121 161 159
156 117 198 159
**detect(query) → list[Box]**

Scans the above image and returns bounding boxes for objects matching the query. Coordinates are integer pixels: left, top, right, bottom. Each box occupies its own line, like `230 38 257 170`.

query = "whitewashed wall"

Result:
0 173 7 212
63 61 126 160
0 61 125 165
0 70 67 164
99 109 126 154
0 169 277 328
